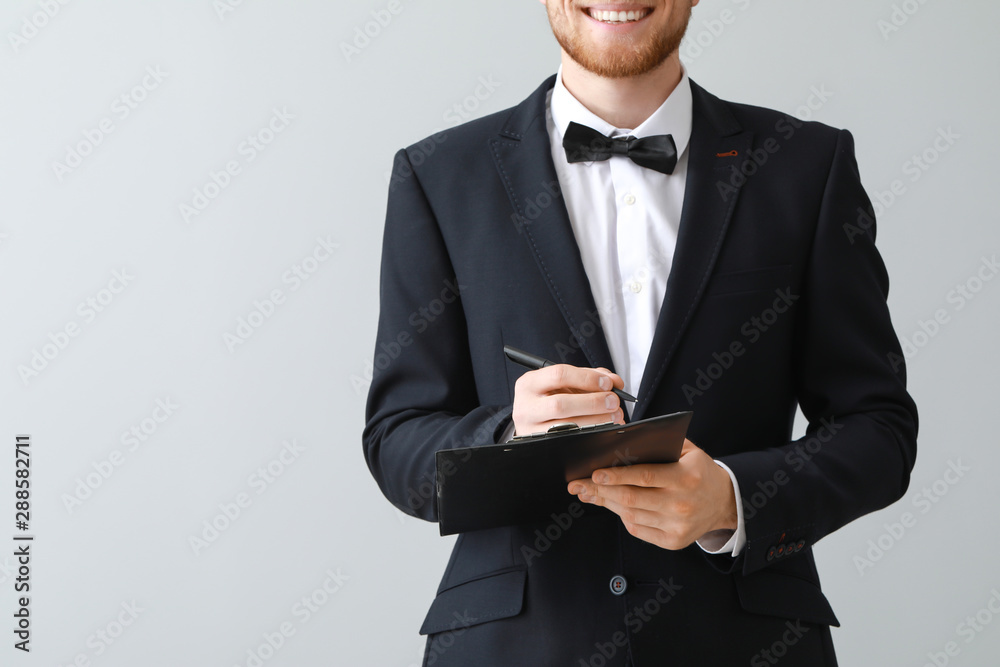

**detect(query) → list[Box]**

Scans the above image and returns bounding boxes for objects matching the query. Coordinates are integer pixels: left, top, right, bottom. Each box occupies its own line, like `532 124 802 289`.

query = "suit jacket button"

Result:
766 547 776 561
776 544 785 557
796 540 805 551
609 575 628 596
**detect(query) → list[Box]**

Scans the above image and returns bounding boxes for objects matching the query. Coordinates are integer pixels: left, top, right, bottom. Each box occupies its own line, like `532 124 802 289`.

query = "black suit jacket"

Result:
363 75 918 666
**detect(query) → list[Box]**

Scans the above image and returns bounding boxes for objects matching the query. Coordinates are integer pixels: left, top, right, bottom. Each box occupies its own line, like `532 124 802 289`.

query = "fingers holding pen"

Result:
512 364 626 434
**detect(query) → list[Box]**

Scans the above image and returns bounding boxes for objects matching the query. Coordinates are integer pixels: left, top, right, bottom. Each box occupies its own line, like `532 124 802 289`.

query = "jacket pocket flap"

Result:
735 570 840 627
419 569 526 635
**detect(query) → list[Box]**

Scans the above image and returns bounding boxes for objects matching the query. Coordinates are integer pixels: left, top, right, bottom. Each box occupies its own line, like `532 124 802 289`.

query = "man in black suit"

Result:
363 1 917 664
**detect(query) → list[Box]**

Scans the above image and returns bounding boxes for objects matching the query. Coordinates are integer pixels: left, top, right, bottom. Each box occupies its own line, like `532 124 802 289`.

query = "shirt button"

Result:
623 193 636 206
629 281 642 294
609 575 628 596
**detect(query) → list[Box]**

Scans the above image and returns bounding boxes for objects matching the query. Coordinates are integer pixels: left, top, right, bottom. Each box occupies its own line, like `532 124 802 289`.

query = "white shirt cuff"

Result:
695 460 746 557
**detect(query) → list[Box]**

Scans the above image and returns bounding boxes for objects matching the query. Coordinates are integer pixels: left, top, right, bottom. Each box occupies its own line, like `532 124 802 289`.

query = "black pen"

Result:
503 345 637 402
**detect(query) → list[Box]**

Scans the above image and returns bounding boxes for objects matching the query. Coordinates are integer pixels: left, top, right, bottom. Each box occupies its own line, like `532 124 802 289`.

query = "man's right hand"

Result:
511 365 626 437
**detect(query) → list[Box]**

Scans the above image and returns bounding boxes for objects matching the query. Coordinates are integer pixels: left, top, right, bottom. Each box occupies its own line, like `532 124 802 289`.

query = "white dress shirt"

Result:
503 67 745 557
548 69 690 400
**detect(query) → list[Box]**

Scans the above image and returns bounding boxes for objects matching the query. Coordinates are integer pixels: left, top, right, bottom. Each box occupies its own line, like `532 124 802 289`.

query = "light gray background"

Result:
1 1 997 665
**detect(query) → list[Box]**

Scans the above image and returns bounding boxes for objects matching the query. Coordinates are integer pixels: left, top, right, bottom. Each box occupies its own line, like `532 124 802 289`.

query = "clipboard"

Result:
435 410 693 535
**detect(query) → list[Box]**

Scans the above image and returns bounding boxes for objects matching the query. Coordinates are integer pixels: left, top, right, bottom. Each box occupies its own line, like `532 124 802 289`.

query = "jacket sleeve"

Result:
362 149 513 522
718 129 918 576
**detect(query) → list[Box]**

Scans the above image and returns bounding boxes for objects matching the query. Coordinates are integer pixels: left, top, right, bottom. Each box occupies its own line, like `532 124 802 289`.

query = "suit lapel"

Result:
632 82 753 421
490 75 617 376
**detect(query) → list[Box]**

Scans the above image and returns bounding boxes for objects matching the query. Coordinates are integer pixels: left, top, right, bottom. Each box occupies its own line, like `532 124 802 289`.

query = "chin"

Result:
551 4 691 79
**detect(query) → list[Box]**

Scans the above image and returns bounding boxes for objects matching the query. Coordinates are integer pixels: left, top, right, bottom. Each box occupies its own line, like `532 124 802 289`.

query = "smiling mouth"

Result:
585 7 652 25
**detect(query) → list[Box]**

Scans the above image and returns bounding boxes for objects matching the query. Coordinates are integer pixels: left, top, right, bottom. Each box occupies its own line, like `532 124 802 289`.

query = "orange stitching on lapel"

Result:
716 150 738 157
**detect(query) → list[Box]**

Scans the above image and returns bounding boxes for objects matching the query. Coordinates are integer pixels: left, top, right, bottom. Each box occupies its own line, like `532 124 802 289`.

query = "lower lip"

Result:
583 9 652 30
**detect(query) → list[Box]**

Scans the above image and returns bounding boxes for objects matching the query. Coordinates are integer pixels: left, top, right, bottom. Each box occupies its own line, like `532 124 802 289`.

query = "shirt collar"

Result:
549 64 693 160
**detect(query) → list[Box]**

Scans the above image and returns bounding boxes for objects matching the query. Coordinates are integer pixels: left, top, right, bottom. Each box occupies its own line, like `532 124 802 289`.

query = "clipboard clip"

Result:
510 420 615 442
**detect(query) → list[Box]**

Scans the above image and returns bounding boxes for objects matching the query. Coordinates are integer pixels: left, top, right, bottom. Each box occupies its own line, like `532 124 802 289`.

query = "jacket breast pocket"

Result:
419 568 526 635
705 264 793 297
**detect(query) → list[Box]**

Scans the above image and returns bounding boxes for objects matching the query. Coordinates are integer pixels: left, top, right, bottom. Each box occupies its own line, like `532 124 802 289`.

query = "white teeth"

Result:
588 8 648 24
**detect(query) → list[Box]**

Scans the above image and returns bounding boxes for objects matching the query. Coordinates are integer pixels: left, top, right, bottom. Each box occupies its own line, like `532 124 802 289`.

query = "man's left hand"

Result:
567 439 738 550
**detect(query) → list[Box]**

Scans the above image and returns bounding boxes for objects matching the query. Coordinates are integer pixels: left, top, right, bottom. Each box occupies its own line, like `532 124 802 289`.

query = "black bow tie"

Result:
562 121 678 175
